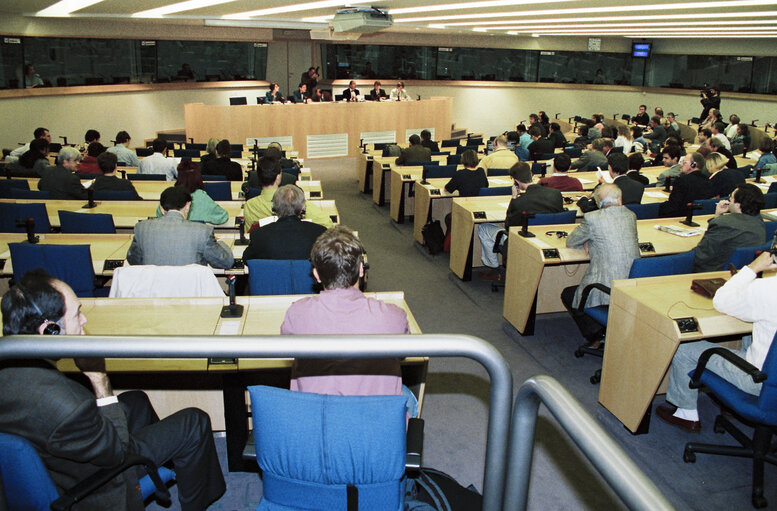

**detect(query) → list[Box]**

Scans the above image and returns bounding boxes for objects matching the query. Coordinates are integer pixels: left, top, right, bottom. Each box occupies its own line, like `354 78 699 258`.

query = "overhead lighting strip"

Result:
223 0 377 19
489 25 777 32
389 0 579 15
133 0 238 18
36 0 105 17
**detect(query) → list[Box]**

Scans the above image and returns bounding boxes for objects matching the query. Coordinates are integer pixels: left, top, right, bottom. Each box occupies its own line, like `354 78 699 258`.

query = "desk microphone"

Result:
59 136 68 145
235 217 249 245
83 187 97 209
518 211 536 238
755 167 763 183
119 169 126 179
681 202 702 227
220 275 244 318
663 176 672 192
16 218 39 244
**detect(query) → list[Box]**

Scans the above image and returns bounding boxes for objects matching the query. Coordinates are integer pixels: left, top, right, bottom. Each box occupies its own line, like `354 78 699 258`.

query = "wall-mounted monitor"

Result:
632 42 651 58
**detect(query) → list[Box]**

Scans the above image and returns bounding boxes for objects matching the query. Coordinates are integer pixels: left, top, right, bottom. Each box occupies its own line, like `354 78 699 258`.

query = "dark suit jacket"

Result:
627 170 650 185
92 175 141 199
693 213 766 272
658 170 715 218
243 216 327 261
368 88 387 100
549 131 568 148
613 174 644 204
0 361 142 510
201 157 243 181
38 165 87 200
528 138 555 160
342 88 360 100
421 139 439 153
395 144 432 165
505 184 564 229
710 168 745 197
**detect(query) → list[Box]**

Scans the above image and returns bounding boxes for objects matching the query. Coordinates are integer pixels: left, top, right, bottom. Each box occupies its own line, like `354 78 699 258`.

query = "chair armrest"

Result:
575 283 611 313
406 418 424 472
689 347 767 389
493 230 507 254
51 454 171 511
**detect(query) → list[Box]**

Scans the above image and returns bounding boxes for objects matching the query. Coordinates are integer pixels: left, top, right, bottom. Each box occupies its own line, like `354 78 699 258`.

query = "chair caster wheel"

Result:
574 349 584 358
589 371 601 384
713 416 726 434
752 494 767 508
683 448 696 463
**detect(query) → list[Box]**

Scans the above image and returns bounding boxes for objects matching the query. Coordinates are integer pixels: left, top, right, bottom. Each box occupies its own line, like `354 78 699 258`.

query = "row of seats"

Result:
0 179 234 201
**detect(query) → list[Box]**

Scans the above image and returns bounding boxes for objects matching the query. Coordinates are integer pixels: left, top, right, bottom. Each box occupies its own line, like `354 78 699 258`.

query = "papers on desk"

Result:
654 225 702 237
498 202 510 208
83 179 95 189
218 321 241 335
258 216 278 227
596 169 613 184
644 191 668 199
490 178 512 185
578 178 595 184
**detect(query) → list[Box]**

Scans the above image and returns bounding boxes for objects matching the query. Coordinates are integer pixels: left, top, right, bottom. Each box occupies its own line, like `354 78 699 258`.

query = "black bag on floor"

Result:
405 468 482 511
422 220 445 255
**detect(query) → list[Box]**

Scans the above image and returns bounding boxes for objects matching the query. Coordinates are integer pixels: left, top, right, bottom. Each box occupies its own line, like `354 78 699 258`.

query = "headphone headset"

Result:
690 161 697 168
14 284 60 335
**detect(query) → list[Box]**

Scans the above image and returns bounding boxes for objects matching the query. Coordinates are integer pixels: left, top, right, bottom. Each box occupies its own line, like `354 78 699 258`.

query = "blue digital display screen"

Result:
632 43 651 58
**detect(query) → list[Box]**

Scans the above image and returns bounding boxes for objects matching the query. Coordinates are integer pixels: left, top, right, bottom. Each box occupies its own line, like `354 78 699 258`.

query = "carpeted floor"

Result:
154 157 775 510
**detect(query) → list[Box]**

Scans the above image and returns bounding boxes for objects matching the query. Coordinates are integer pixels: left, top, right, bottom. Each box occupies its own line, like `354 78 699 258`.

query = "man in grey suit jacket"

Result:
126 186 234 269
561 184 640 342
395 134 432 165
0 271 225 510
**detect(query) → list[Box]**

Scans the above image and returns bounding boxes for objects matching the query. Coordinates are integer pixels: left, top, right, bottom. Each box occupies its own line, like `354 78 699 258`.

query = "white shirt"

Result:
713 266 777 369
137 152 179 180
106 144 140 167
5 143 30 164
712 133 731 151
389 88 411 101
613 136 632 152
725 123 739 139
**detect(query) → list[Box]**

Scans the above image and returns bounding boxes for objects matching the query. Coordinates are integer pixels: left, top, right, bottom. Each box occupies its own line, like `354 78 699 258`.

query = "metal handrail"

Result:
0 333 512 511
502 375 675 511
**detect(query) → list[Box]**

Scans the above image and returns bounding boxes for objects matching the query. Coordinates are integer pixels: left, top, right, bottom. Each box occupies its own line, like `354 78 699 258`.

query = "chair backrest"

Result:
0 180 30 198
441 138 459 148
136 147 154 157
109 265 224 297
0 432 61 511
9 243 97 297
531 162 547 175
230 96 247 105
423 164 457 179
756 331 777 423
479 186 512 196
127 173 166 181
694 198 719 215
539 153 555 160
563 146 582 158
248 385 407 511
0 203 51 233
763 193 777 210
467 136 483 147
529 210 577 225
456 145 478 155
201 174 228 181
58 210 116 234
768 182 777 195
487 168 510 176
93 190 139 201
173 148 200 158
725 242 771 270
9 189 50 199
406 160 435 167
628 250 696 278
624 202 661 220
446 154 461 166
186 143 207 151
246 187 262 200
373 143 388 151
203 181 231 201
765 220 777 240
246 259 316 295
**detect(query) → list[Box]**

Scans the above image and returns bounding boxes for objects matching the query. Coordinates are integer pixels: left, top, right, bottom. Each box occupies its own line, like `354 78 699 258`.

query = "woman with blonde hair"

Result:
614 124 633 153
200 138 220 164
707 151 743 197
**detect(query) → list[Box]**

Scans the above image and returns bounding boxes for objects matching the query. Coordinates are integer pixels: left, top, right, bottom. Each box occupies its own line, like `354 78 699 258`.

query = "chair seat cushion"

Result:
689 369 777 426
583 305 609 326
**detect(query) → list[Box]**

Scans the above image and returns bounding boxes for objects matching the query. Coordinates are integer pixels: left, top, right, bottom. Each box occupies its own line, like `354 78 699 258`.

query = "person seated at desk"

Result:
243 185 327 261
571 137 609 171
696 128 713 157
311 87 330 102
7 138 50 177
244 158 333 231
200 139 242 181
390 81 411 101
0 270 226 510
265 82 285 103
538 153 582 192
395 134 431 166
77 129 101 157
711 121 731 152
528 113 547 138
93 152 141 199
548 122 568 149
656 145 683 186
527 126 555 161
127 186 234 268
708 137 738 170
658 152 714 218
6 127 50 165
626 153 650 186
292 83 311 104
477 162 564 281
656 251 777 432
78 142 106 175
561 184 640 342
754 138 777 175
633 104 650 126
516 124 532 151
368 80 387 101
38 146 87 200
342 80 360 101
444 149 487 197
199 138 219 165
707 151 744 197
479 135 518 173
577 152 644 213
281 226 409 396
156 161 228 225
106 130 140 167
693 184 766 273
420 129 439 153
246 150 297 191
138 138 178 181
634 116 667 153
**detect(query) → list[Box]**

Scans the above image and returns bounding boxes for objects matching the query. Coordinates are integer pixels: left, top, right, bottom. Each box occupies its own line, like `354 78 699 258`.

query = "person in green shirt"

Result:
156 160 228 225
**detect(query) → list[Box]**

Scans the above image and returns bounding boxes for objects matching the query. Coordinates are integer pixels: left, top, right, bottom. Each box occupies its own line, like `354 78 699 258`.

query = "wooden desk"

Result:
501 211 777 336
357 152 373 194
184 98 452 159
598 272 751 433
371 154 449 207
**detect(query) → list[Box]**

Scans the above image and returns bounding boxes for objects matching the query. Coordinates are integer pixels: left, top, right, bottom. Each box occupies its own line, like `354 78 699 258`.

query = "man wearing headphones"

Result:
658 152 715 218
0 270 225 510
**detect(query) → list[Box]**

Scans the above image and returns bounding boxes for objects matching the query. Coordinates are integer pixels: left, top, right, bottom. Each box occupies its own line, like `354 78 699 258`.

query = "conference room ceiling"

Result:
6 0 777 38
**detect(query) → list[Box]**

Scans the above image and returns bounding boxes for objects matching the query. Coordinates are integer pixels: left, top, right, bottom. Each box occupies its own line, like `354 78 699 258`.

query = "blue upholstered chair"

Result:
423 164 457 179
248 385 408 511
725 242 771 270
563 146 582 158
173 148 200 158
764 193 777 209
203 181 231 201
0 203 51 233
0 179 29 198
0 432 175 511
93 190 139 201
486 168 510 176
765 220 777 240
9 243 108 298
478 186 511 196
246 187 262 200
135 147 153 157
440 138 459 148
682 332 777 508
625 202 661 220
456 145 478 155
246 259 316 295
9 189 50 199
407 160 436 167
694 198 719 216
201 174 228 181
127 173 165 181
58 210 116 234
531 162 547 175
530 210 577 226
446 154 461 166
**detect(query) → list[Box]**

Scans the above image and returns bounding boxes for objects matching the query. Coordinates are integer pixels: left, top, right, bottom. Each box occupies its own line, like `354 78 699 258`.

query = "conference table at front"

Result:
0 292 425 472
501 209 777 337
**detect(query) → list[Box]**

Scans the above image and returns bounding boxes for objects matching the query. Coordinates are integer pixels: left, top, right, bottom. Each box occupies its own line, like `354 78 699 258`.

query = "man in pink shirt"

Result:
538 153 583 192
281 226 410 396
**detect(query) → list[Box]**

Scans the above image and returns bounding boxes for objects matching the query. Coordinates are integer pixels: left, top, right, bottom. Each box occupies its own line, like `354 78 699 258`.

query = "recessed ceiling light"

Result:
133 0 237 18
431 11 777 27
224 0 372 19
37 0 104 17
389 0 576 15
531 33 539 37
